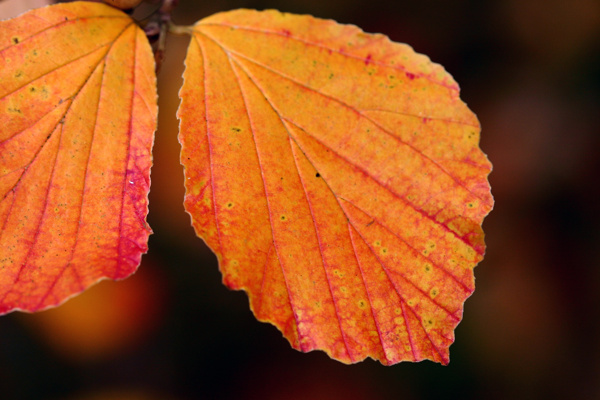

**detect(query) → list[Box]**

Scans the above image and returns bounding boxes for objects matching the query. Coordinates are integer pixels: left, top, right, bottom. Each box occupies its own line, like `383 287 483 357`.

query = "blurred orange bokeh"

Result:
20 259 167 363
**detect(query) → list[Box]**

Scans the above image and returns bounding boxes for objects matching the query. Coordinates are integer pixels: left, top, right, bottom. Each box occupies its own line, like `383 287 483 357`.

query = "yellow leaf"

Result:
0 2 157 313
178 9 493 365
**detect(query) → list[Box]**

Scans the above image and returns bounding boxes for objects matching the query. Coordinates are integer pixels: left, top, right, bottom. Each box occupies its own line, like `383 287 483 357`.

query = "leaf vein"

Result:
282 117 482 256
226 49 487 205
349 218 448 360
33 22 137 308
198 22 456 90
1 38 115 100
115 25 139 278
193 35 223 256
289 137 353 361
35 56 107 309
220 37 306 348
338 197 472 293
0 15 129 53
347 224 392 364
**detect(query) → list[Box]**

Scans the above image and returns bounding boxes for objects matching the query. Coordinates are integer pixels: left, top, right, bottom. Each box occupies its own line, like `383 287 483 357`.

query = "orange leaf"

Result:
0 2 157 314
178 9 493 365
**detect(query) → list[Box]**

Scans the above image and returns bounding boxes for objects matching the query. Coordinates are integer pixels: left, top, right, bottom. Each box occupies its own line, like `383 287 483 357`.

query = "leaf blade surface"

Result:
0 2 157 314
178 9 493 365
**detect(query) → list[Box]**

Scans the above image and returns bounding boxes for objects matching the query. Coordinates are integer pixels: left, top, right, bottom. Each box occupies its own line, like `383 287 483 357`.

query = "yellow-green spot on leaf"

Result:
191 182 203 196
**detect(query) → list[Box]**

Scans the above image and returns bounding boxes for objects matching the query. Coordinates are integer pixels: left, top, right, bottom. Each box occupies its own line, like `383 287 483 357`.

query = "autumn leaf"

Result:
178 9 493 365
0 2 157 314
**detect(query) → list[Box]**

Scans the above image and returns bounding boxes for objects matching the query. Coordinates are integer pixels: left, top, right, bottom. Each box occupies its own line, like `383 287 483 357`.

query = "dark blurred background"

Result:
1 0 599 399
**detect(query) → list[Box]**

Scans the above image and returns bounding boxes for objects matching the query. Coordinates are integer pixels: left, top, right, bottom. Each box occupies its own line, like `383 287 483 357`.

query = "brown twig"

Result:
140 0 178 72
